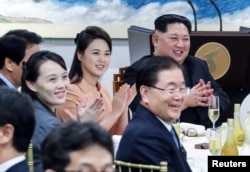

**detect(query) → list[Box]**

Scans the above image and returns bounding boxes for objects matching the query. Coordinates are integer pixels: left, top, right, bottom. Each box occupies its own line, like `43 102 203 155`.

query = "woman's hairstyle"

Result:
21 50 67 100
69 26 112 83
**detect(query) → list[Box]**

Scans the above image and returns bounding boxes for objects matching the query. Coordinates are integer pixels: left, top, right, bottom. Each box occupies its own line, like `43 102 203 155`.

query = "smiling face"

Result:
152 23 190 64
78 39 111 81
141 68 186 123
27 60 70 111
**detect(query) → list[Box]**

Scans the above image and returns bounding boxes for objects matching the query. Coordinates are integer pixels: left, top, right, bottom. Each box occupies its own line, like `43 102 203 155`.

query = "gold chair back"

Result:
26 140 34 172
114 160 168 172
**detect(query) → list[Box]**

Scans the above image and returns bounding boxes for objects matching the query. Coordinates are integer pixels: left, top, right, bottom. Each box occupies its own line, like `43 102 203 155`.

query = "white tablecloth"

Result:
182 136 209 172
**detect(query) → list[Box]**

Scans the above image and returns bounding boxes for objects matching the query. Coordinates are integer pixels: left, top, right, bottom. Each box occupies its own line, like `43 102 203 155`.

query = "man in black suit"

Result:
0 87 35 172
116 56 192 172
4 29 43 66
0 29 43 88
0 35 27 88
124 14 230 129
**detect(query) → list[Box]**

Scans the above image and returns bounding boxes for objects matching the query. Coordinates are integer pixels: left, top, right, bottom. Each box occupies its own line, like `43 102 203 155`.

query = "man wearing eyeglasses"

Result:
116 56 192 172
124 14 230 129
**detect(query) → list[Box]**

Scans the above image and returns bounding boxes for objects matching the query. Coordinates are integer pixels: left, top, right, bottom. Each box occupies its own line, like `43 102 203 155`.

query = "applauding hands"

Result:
183 79 214 109
64 93 104 122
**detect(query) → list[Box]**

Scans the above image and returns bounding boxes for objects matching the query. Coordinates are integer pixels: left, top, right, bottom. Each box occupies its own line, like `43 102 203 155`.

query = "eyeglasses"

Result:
149 85 189 95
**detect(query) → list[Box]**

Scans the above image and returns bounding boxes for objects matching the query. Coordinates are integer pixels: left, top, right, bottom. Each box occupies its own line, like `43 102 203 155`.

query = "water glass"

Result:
209 128 221 155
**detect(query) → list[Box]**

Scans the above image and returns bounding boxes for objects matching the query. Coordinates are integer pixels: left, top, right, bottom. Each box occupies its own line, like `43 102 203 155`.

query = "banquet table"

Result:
112 124 249 172
112 135 210 172
181 135 209 172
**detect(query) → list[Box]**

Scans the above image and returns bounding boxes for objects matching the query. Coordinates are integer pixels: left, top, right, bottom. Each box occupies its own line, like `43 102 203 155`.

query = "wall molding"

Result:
0 23 240 39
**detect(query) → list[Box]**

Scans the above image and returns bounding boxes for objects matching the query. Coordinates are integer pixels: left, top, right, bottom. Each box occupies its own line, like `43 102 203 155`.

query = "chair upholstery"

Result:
26 140 34 172
114 160 168 172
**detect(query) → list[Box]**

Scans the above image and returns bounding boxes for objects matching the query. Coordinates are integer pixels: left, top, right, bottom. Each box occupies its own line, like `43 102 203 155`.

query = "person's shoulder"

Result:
5 160 30 172
68 82 80 89
67 82 83 94
185 55 207 66
129 54 152 66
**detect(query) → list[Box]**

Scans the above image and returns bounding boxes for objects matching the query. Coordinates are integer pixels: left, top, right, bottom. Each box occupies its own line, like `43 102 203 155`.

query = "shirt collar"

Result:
0 155 25 172
0 73 16 89
156 116 172 132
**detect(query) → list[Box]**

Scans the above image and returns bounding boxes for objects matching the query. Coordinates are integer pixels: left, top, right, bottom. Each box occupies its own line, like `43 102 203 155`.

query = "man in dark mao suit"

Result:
124 14 230 129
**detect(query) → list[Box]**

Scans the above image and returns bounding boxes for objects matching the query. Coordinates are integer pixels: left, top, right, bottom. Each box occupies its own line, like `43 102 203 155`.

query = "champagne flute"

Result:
208 96 220 130
209 128 221 155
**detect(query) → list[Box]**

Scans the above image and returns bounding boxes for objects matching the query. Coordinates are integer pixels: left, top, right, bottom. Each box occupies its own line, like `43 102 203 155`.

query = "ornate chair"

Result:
26 141 34 172
114 160 168 172
113 66 127 95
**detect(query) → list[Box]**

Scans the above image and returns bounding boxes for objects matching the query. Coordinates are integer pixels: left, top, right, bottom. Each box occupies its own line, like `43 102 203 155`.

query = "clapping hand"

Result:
112 83 130 116
126 84 136 106
64 93 104 122
183 79 214 109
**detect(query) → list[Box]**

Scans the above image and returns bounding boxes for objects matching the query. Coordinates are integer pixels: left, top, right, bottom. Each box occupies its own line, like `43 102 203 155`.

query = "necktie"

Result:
170 127 179 149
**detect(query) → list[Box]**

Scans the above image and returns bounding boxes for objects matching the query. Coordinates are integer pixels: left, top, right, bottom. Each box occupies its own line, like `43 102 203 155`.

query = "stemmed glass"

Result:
208 96 220 131
209 128 221 155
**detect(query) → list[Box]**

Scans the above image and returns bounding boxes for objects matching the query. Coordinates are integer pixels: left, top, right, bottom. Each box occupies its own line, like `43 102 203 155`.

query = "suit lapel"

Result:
0 78 7 86
6 160 29 172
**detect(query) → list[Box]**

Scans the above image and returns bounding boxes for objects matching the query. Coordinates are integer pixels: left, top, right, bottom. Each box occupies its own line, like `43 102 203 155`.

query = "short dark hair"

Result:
0 87 35 152
4 29 43 44
69 26 112 83
136 56 183 100
154 14 192 33
21 50 67 100
0 34 27 69
41 121 114 171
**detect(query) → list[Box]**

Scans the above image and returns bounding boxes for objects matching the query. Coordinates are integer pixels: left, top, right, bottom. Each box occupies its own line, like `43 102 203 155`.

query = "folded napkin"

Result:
180 122 206 137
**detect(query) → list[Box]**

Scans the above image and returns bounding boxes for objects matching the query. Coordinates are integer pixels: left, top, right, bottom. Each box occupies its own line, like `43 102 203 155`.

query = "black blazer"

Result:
116 104 192 172
6 160 30 172
124 55 230 129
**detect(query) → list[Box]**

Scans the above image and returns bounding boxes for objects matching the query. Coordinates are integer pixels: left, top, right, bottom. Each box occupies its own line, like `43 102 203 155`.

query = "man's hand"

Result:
183 79 214 109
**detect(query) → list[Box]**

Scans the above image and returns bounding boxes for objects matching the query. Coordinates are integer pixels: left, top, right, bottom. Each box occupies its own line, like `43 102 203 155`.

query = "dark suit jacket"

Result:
116 104 192 172
124 55 230 129
0 78 7 87
6 160 30 172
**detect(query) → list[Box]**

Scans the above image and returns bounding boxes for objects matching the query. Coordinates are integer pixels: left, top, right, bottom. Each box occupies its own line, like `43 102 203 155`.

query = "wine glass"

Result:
208 96 220 130
209 128 221 155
